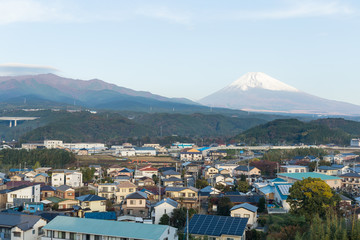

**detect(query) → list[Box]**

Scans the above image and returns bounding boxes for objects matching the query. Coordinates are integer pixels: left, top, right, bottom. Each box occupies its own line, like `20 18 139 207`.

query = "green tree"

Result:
159 213 170 225
33 161 41 169
237 180 250 193
258 197 266 213
217 197 233 216
287 177 340 220
152 174 159 185
196 179 209 189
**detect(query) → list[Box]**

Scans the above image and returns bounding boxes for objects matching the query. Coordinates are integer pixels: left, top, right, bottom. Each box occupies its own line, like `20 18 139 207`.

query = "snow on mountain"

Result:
199 72 360 115
227 72 299 92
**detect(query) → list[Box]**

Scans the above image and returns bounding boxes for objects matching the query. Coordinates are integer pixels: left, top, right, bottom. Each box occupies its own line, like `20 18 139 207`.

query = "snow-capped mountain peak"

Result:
228 72 299 92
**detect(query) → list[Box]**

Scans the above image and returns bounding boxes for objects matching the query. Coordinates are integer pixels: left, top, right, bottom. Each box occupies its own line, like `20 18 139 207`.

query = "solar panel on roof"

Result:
278 185 291 195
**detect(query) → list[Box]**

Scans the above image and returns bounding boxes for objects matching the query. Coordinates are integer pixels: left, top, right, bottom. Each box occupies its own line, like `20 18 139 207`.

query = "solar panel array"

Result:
186 214 248 237
278 184 291 196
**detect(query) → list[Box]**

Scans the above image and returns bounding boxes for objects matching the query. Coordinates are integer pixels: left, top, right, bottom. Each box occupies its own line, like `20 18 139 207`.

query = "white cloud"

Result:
0 63 59 76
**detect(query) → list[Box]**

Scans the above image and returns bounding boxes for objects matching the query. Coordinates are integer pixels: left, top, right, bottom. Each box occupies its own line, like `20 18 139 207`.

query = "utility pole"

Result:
186 208 189 240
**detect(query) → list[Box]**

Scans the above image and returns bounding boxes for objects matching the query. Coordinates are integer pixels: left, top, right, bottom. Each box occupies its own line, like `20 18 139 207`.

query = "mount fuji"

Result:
199 72 360 115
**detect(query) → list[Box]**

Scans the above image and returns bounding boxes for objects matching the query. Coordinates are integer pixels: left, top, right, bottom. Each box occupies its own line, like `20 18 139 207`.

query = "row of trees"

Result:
0 148 76 169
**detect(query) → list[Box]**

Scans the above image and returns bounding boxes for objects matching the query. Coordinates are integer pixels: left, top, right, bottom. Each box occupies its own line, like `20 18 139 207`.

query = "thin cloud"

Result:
225 1 354 20
0 63 59 76
0 0 75 24
135 6 192 25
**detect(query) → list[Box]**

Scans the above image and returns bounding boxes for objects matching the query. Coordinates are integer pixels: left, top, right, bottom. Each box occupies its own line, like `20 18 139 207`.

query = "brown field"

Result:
75 155 178 168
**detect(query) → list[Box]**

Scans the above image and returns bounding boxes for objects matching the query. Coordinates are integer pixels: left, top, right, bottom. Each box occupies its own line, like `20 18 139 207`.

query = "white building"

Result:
117 148 136 157
6 184 41 208
62 143 106 153
0 213 47 240
214 163 239 176
42 216 177 240
351 138 360 147
152 198 179 224
44 140 64 149
51 170 83 188
134 147 157 156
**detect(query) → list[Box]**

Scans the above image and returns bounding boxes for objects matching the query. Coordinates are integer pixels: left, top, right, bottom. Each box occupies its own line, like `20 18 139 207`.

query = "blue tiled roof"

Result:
76 194 106 202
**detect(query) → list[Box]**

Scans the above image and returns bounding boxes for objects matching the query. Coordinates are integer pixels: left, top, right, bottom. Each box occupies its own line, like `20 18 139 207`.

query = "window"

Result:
59 231 66 239
209 238 216 240
38 227 44 235
13 232 21 237
69 233 75 240
130 200 135 205
47 231 53 237
94 235 101 240
244 214 250 218
226 238 234 240
129 188 134 192
139 200 142 205
32 230 35 234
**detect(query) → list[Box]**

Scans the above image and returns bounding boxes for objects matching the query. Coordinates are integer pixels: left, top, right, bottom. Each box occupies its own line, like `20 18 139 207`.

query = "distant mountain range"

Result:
199 72 360 116
0 74 208 112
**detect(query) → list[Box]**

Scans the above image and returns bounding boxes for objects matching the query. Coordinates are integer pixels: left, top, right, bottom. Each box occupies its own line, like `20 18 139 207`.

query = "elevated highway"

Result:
0 117 39 127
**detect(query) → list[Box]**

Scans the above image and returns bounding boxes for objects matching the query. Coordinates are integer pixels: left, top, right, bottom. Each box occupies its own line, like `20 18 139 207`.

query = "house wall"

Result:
7 184 40 207
11 218 46 240
154 202 176 224
65 172 83 188
230 208 257 227
126 198 146 208
115 186 136 203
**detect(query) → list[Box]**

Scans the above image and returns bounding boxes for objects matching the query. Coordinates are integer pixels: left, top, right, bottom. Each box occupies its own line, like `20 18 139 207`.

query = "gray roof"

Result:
77 194 106 202
154 198 178 208
126 191 147 200
0 213 43 231
230 203 258 212
162 170 181 176
162 177 183 182
56 185 73 192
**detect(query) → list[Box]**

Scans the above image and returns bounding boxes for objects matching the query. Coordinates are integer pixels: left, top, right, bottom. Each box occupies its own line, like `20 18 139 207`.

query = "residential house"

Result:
51 170 83 188
10 174 25 182
277 172 341 188
222 194 262 206
230 203 258 229
0 213 47 240
316 165 350 176
274 183 293 212
34 173 50 184
41 216 177 240
203 166 219 179
165 186 199 208
23 202 44 213
76 194 107 217
55 185 75 200
6 184 41 208
215 164 239 176
122 191 150 218
199 186 221 199
115 181 137 203
46 197 79 211
233 166 261 177
162 177 183 187
97 183 117 200
136 177 155 187
180 148 203 161
340 173 360 189
41 185 56 200
185 214 247 240
152 198 179 224
135 166 158 179
161 170 181 179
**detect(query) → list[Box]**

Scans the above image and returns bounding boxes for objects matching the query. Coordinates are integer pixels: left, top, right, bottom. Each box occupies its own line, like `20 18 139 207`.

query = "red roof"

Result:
139 167 158 172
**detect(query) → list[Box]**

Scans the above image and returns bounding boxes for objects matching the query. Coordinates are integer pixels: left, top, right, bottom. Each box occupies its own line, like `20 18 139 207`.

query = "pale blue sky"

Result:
0 0 359 105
